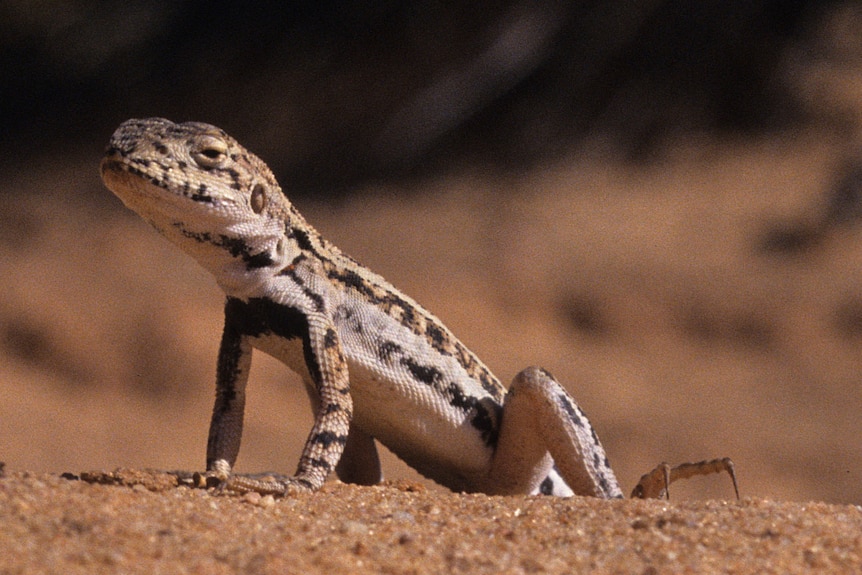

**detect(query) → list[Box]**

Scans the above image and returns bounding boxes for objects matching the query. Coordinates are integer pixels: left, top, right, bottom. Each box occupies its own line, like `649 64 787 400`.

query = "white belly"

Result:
247 322 497 490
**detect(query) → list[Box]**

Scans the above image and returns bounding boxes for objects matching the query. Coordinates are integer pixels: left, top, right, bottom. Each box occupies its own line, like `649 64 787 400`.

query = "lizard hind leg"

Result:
487 366 624 498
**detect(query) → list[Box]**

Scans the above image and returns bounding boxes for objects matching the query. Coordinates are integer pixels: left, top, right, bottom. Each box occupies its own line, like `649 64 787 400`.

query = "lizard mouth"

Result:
99 154 123 180
100 155 196 224
101 157 142 193
100 157 157 202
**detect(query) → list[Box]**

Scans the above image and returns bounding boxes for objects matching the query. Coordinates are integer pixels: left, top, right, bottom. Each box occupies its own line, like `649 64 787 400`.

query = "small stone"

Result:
391 511 415 523
242 492 262 505
340 520 369 537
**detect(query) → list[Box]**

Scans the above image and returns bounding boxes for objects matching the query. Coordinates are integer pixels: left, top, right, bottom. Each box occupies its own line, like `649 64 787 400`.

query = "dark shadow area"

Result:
0 0 840 195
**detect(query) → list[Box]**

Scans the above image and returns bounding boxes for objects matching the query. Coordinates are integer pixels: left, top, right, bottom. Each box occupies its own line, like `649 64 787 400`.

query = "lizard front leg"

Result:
487 367 624 498
223 315 352 496
202 314 252 484
300 375 381 486
200 303 353 496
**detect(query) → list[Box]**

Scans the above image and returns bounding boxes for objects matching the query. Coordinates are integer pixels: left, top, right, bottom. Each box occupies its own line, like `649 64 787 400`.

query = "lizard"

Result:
100 117 737 500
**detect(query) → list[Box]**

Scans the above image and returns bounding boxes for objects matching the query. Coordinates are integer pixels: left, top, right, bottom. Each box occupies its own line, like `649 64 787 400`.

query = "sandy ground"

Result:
2 469 861 574
2 130 862 571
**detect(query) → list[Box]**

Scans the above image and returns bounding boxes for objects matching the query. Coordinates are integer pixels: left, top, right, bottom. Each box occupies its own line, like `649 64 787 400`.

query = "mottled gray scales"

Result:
101 118 736 501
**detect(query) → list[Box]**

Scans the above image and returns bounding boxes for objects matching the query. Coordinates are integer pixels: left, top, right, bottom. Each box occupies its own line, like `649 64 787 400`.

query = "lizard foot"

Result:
631 457 739 499
193 469 314 497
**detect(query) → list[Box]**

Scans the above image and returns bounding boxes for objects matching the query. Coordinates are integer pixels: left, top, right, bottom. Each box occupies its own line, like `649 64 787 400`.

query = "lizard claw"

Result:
192 468 315 497
192 470 227 490
222 475 315 497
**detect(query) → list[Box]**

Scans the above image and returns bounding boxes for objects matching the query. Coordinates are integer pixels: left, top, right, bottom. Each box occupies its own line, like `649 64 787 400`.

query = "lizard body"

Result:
101 118 733 500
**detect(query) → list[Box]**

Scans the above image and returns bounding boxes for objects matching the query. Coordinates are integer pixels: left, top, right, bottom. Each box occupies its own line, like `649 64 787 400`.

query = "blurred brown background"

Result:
2 1 862 504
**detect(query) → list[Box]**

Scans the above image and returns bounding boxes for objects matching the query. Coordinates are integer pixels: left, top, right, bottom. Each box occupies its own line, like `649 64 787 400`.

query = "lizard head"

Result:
101 118 296 291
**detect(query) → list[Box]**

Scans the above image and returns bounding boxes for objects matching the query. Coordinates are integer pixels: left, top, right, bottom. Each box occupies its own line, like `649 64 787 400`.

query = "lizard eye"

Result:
191 135 228 168
250 184 267 214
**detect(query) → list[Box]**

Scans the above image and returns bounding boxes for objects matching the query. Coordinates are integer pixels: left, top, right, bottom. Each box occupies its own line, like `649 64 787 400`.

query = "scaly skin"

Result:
101 118 735 500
